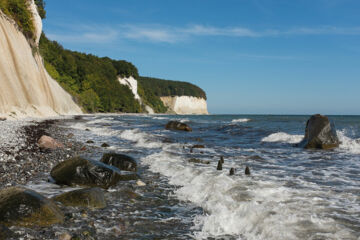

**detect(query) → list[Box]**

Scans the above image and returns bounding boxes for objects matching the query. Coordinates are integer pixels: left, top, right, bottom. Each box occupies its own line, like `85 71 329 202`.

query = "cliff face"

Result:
160 96 208 114
118 76 155 114
0 1 81 119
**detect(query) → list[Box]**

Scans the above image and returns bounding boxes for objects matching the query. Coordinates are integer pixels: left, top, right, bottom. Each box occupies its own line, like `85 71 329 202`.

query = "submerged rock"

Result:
0 224 15 239
188 158 210 164
0 187 64 227
101 143 110 148
53 188 106 209
38 135 64 150
298 114 339 150
101 153 137 172
165 121 192 132
50 156 138 189
86 140 94 144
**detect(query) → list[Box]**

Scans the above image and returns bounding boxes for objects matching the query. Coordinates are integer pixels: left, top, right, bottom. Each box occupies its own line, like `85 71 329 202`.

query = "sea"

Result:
29 114 360 239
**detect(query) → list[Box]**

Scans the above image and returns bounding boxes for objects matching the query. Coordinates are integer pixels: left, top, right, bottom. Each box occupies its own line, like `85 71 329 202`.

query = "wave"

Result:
142 148 349 239
337 130 360 154
231 118 251 123
119 128 163 148
261 132 303 144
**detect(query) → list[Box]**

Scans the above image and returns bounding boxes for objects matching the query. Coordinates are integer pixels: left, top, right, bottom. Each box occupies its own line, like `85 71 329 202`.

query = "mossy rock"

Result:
0 187 64 227
165 121 192 132
101 153 137 172
53 188 106 209
50 156 139 189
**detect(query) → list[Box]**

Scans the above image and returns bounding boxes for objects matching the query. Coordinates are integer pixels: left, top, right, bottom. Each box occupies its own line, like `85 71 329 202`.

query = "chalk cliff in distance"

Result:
0 1 81 119
160 96 208 114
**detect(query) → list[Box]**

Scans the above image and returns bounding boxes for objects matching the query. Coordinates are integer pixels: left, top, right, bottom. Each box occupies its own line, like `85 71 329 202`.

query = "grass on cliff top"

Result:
0 0 35 39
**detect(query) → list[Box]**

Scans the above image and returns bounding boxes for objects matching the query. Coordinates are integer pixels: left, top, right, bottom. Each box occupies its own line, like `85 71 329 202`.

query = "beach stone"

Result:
86 140 94 144
53 188 106 209
38 135 64 150
50 156 139 189
136 180 146 186
74 115 83 120
165 121 192 132
298 114 339 149
0 187 64 227
188 158 210 164
101 153 137 172
245 166 251 175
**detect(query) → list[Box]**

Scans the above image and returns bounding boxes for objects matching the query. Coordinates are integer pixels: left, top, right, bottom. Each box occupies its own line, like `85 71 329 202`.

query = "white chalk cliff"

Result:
160 96 208 114
0 0 81 119
118 76 155 114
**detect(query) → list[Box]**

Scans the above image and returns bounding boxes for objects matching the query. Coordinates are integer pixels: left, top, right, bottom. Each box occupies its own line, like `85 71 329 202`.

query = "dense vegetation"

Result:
34 0 45 19
138 77 207 100
39 34 141 113
0 0 35 39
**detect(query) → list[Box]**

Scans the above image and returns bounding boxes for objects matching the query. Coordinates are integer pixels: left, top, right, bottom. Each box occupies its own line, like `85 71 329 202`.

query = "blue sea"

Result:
31 114 360 239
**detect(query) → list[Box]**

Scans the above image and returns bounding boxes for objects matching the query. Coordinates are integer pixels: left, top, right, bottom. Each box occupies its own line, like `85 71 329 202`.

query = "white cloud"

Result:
47 24 360 44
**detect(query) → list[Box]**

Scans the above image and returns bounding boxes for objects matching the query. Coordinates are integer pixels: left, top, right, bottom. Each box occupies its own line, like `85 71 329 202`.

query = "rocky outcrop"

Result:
165 121 192 132
298 114 339 150
52 188 107 209
101 153 137 172
0 187 64 227
0 1 81 119
50 156 138 189
160 96 208 114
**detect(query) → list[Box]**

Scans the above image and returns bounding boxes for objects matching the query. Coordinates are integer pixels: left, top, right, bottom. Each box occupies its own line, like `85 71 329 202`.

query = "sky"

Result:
42 0 360 115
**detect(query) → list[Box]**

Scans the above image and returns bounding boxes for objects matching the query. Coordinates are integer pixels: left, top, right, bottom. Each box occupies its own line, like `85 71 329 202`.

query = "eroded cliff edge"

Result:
0 0 81 119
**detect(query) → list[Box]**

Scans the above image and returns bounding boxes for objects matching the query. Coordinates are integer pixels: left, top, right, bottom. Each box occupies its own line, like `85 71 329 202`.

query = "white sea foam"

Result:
119 128 163 148
231 118 251 123
142 148 352 239
262 132 303 144
337 130 360 154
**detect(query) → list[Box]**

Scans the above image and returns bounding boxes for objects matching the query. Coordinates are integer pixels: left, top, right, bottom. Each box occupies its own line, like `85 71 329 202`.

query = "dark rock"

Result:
101 153 137 172
0 118 6 121
220 156 224 164
298 114 339 149
86 140 94 144
217 160 222 170
245 166 251 175
74 115 83 120
53 188 106 209
188 158 210 164
0 224 15 239
192 144 205 149
0 187 64 227
101 143 110 148
165 121 192 132
85 128 90 131
50 156 139 189
230 168 235 176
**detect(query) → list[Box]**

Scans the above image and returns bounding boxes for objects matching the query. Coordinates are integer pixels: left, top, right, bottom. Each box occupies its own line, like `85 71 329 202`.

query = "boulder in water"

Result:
245 166 251 175
165 121 192 132
0 187 64 227
52 188 106 209
101 143 110 148
298 114 339 149
50 156 138 189
188 158 210 164
100 153 137 172
230 168 235 176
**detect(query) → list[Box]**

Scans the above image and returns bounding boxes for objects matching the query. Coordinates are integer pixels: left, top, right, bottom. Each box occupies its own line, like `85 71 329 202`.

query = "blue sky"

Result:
43 0 360 114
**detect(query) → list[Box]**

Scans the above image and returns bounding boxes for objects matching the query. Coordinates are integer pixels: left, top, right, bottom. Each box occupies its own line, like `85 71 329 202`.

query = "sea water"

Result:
34 115 360 239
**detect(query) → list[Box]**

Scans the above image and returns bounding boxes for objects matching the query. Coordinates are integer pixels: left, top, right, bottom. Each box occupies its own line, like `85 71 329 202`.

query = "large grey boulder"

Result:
50 156 138 189
101 153 137 172
0 187 64 227
298 114 340 150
